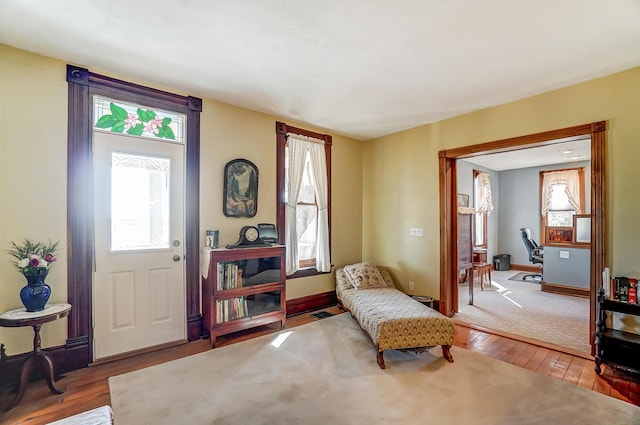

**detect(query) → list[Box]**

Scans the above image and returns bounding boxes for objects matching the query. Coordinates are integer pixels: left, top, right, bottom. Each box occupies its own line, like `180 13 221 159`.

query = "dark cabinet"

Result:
595 288 640 374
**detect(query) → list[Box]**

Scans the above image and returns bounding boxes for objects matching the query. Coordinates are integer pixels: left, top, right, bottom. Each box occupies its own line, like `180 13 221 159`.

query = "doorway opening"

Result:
438 122 606 355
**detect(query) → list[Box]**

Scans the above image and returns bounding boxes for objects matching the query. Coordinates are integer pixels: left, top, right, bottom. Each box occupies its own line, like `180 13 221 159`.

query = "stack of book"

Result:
216 262 244 290
216 297 249 323
611 276 639 304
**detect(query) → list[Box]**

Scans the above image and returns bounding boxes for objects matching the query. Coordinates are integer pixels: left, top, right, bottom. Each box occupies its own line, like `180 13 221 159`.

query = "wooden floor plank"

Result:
523 346 551 372
576 358 598 390
563 357 587 385
0 308 638 425
502 340 528 364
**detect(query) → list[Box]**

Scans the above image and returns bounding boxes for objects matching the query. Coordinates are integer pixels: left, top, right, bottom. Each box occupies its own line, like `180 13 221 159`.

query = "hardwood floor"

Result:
1 306 638 424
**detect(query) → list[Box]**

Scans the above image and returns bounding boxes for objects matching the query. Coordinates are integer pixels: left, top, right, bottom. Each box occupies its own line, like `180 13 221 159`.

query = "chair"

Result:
519 227 543 281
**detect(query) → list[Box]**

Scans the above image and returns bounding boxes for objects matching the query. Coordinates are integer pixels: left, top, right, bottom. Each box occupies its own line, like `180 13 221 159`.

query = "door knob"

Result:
173 255 181 262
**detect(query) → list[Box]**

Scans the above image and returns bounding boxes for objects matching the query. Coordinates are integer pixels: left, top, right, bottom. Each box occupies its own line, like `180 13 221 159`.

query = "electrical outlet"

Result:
408 281 415 291
560 250 570 259
409 227 424 237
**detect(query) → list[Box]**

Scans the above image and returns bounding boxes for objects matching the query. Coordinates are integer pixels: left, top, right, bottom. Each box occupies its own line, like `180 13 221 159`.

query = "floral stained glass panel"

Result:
93 96 186 143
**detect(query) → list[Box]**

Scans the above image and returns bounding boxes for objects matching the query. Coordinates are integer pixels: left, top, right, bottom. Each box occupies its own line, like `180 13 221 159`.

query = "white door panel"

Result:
93 131 186 360
110 271 136 329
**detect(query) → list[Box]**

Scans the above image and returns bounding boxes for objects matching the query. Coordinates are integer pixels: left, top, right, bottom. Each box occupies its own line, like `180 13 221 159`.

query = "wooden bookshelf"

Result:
202 245 286 347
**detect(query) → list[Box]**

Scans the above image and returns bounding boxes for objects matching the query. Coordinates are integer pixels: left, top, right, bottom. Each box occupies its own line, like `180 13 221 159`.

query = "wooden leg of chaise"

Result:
376 351 386 369
442 345 454 363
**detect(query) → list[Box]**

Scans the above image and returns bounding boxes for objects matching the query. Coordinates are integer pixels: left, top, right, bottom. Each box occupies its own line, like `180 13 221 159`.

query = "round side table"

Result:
0 303 71 411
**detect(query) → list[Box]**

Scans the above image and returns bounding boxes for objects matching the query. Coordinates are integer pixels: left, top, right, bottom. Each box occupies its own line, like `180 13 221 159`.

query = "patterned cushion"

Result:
343 262 387 289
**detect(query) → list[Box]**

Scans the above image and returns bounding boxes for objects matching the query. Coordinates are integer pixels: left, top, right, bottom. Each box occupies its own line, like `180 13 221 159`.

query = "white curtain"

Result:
475 172 494 215
284 137 307 275
308 142 330 272
541 170 582 217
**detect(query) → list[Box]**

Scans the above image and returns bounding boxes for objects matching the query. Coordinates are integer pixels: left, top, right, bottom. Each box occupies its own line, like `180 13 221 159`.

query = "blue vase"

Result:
20 272 51 312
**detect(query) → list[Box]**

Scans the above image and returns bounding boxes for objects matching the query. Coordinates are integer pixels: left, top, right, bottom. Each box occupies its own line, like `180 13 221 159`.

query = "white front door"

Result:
93 131 186 360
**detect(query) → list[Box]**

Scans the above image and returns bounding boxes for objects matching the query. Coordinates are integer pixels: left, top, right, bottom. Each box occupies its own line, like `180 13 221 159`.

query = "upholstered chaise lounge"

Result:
336 263 455 369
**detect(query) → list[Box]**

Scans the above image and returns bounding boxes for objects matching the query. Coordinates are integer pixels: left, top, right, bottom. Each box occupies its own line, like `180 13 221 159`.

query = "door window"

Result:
110 152 171 252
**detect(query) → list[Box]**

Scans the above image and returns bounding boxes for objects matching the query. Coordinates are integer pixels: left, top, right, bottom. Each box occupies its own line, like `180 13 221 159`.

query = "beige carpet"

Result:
109 313 639 425
456 270 590 354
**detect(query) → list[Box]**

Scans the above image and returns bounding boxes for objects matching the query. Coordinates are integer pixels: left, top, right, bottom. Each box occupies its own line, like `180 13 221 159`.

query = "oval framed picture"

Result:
223 159 258 217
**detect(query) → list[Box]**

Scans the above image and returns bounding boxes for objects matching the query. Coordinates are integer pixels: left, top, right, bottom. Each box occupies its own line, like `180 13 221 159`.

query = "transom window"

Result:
93 96 186 143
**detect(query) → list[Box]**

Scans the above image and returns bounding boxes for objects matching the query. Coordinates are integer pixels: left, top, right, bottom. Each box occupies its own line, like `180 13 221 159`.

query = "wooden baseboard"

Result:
510 263 544 273
286 291 337 316
187 313 203 341
541 282 590 298
91 340 187 366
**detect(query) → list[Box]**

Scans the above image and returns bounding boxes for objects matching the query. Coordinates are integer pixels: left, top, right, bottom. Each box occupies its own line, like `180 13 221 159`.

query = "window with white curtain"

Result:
473 170 493 248
276 122 331 277
540 167 585 230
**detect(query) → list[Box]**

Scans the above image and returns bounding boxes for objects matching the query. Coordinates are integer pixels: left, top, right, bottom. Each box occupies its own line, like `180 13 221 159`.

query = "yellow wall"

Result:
0 45 363 354
363 67 640 330
3 43 638 355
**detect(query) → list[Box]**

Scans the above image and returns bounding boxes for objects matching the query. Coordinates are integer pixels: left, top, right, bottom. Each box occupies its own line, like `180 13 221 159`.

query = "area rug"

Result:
456 270 590 354
109 313 638 425
508 271 542 282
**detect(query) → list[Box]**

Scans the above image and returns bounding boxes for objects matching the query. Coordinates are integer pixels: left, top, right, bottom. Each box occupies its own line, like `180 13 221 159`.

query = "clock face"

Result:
245 226 259 242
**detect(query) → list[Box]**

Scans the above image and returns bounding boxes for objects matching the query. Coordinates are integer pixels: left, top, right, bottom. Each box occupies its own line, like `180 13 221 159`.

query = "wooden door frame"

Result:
439 121 606 353
66 65 202 370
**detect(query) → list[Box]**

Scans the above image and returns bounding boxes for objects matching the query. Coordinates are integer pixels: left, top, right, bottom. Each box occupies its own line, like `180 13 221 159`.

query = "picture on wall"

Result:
545 226 574 244
223 159 258 217
457 193 469 207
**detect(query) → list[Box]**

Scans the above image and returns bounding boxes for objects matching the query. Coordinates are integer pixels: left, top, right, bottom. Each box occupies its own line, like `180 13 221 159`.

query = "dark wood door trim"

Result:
438 121 606 355
66 65 202 370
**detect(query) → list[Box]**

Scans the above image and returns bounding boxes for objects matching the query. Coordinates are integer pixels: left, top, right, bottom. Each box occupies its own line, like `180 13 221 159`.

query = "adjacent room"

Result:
454 139 593 355
1 1 639 424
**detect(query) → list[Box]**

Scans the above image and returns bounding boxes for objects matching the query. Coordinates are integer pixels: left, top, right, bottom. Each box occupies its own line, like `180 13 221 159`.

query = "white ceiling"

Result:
461 137 591 171
1 1 639 141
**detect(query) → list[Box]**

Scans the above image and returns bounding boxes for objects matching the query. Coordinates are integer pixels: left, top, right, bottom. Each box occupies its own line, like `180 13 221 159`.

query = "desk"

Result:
0 303 71 411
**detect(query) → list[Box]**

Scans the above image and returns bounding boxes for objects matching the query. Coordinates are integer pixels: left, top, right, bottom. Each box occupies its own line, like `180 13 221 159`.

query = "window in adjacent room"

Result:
539 167 585 242
276 122 332 277
473 170 493 248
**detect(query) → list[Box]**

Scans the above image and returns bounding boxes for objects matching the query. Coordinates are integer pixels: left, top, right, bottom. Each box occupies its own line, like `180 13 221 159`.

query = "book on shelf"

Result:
216 297 249 323
610 276 639 304
629 286 638 304
619 277 629 302
629 278 638 304
216 262 244 290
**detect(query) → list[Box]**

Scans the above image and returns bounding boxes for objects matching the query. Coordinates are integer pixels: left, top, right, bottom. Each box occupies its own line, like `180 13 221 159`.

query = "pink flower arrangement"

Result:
7 239 59 276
